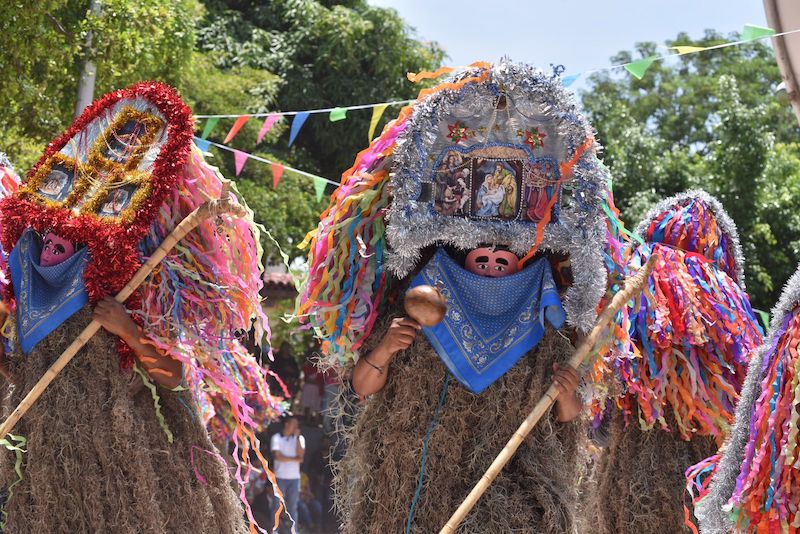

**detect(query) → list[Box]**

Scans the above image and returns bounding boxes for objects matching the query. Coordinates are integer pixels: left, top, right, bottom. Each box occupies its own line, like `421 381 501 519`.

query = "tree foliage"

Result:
196 0 445 180
583 31 800 308
0 0 199 170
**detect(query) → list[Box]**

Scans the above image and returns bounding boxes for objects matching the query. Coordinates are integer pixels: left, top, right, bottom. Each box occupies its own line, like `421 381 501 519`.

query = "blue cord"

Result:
405 373 451 534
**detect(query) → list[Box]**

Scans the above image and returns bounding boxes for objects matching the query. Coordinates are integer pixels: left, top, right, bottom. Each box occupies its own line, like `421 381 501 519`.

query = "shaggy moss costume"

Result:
333 306 585 534
0 308 247 533
588 410 717 534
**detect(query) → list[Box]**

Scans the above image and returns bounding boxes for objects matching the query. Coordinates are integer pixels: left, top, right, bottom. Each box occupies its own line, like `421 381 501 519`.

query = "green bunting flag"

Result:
624 57 657 80
329 107 347 122
742 24 775 42
313 176 327 202
200 117 219 140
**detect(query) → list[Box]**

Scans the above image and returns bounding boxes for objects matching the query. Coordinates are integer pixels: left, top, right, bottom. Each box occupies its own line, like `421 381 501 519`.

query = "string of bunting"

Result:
193 137 335 202
563 23 789 84
197 23 792 142
195 23 793 199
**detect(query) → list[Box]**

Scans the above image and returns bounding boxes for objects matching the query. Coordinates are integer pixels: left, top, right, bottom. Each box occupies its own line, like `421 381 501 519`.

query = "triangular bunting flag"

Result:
257 115 281 144
271 163 285 189
671 45 706 55
313 176 327 202
742 24 775 42
193 137 211 153
368 104 389 141
329 107 347 122
289 112 310 147
200 117 219 139
561 74 580 87
233 149 248 176
224 115 251 144
624 57 657 80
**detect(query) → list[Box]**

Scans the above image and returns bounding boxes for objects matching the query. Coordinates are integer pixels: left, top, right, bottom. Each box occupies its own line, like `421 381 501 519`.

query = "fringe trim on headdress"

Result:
591 192 762 441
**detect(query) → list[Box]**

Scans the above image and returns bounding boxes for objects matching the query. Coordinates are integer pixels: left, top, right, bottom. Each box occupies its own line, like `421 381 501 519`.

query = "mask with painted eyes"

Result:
464 247 520 278
40 232 76 267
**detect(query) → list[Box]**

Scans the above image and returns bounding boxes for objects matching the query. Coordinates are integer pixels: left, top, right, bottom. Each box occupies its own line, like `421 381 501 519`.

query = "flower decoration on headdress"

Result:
522 127 547 150
447 121 470 143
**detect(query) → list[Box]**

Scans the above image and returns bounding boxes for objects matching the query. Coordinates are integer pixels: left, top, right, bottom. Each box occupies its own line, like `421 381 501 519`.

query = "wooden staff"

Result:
439 254 658 534
0 193 246 439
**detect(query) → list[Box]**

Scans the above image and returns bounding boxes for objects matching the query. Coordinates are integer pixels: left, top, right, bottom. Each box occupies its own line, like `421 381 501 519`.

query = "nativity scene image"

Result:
525 159 559 222
38 166 73 200
433 148 560 223
434 152 471 216
472 159 520 218
98 186 135 217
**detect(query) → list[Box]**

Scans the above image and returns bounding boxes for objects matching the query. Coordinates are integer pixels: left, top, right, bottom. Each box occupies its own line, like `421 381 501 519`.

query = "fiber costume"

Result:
695 265 800 532
0 83 283 532
298 62 623 533
588 191 763 534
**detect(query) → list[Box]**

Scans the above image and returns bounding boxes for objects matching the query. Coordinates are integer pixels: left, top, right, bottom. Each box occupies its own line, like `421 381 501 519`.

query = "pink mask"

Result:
40 232 76 267
465 247 520 277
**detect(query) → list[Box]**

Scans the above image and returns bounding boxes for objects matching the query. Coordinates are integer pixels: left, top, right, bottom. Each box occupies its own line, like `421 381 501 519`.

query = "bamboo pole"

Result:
439 254 658 534
0 194 246 439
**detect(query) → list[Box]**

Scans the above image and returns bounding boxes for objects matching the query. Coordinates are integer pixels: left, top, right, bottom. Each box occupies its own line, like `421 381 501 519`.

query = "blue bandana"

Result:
9 229 89 354
409 249 565 394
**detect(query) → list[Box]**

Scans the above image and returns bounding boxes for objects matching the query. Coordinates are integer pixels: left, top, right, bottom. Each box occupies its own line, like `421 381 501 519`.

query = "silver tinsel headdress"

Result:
299 61 616 365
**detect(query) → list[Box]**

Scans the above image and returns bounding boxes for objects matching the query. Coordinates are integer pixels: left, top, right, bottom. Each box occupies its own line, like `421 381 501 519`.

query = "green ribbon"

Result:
133 365 174 443
0 433 27 528
602 202 645 245
753 308 770 332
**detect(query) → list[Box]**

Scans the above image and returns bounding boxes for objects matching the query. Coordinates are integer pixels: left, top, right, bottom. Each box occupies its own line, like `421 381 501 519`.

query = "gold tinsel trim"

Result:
80 169 154 225
87 106 164 173
19 153 94 209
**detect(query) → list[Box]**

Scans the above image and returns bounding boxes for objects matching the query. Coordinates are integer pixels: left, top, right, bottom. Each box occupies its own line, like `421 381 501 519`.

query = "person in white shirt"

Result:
271 416 305 529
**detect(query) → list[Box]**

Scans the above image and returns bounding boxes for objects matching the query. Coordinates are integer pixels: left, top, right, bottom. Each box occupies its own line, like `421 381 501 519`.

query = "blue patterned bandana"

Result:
409 249 565 394
9 229 89 354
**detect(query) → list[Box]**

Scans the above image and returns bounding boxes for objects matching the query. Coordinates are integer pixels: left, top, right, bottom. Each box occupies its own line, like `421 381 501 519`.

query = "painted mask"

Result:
40 232 76 267
465 247 520 277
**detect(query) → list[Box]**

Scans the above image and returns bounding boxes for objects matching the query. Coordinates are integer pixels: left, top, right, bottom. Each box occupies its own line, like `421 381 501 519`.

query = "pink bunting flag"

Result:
224 115 251 144
233 149 248 176
257 115 281 144
271 163 285 189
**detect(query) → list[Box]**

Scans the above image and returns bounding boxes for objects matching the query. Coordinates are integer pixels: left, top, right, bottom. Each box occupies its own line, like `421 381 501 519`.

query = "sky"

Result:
369 0 769 88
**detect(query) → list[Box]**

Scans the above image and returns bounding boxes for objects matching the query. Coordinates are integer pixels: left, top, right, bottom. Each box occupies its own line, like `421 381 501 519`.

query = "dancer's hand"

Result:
93 297 138 343
375 317 421 357
352 317 421 397
93 297 182 389
552 363 582 422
